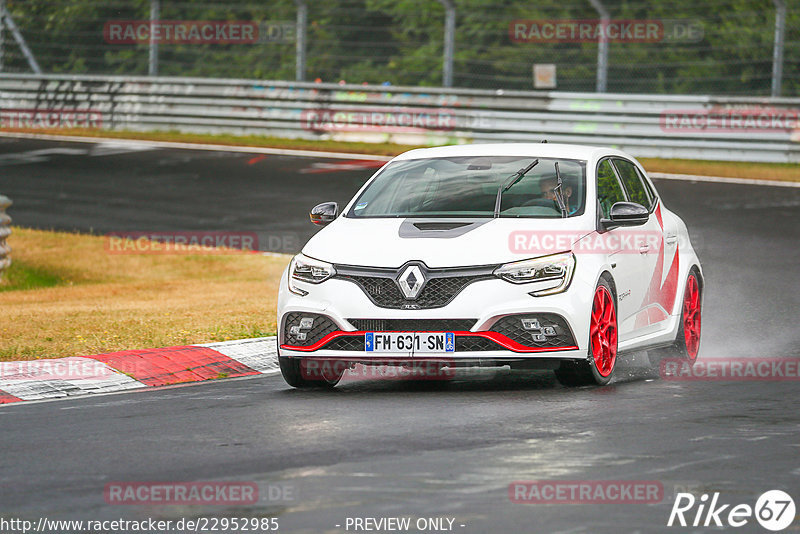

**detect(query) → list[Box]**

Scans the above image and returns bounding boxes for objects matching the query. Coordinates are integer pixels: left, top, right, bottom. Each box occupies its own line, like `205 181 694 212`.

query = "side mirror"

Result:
601 202 649 229
310 202 338 226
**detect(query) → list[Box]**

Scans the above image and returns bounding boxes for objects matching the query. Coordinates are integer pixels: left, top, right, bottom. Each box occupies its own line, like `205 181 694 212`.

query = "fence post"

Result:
437 0 456 87
0 195 11 279
771 0 786 97
149 0 159 76
295 0 307 82
588 0 609 93
0 0 4 73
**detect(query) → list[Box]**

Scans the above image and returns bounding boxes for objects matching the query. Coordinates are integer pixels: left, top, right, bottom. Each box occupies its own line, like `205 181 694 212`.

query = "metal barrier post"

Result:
772 0 786 97
588 0 609 93
149 0 160 76
295 0 307 82
0 0 5 73
438 0 456 88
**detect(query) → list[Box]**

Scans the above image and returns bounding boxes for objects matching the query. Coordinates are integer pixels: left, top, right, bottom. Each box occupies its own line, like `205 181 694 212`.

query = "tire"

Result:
647 268 702 367
279 356 344 388
555 276 618 387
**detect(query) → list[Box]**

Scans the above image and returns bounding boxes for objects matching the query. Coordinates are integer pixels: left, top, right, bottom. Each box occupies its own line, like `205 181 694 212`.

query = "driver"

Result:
538 174 576 214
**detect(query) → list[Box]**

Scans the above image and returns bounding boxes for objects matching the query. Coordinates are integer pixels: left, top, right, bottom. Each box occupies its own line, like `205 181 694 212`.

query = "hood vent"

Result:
412 222 472 231
399 218 490 239
398 218 490 239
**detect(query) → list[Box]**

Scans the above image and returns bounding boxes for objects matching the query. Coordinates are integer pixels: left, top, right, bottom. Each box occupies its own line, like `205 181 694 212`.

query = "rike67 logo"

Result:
668 490 795 531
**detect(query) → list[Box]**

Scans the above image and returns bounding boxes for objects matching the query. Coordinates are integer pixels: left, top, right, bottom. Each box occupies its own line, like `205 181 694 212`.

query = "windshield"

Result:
347 156 586 218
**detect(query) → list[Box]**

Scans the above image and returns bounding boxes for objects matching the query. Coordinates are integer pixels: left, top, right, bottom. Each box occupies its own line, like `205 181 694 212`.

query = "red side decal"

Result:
0 390 22 404
638 204 680 326
660 245 680 315
89 346 259 387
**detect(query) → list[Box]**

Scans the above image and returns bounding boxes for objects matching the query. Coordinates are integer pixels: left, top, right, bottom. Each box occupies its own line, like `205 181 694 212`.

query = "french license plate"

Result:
365 332 455 353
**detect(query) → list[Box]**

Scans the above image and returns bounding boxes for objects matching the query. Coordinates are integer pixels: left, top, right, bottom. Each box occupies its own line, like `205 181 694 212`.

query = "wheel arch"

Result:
676 263 704 314
596 269 617 300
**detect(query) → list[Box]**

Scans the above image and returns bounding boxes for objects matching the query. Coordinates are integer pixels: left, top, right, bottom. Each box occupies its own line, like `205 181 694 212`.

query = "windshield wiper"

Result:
493 159 539 217
553 161 568 218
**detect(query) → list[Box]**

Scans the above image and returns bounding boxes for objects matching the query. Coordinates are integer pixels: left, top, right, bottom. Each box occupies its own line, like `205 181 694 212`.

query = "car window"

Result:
640 172 658 208
597 159 626 219
613 158 652 209
347 156 586 218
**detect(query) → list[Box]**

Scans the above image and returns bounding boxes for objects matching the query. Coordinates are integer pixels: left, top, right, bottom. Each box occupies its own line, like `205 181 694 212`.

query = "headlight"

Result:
288 253 336 296
494 251 576 296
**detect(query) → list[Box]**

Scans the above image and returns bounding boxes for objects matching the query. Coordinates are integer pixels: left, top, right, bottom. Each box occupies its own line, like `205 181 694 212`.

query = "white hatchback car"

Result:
277 143 703 387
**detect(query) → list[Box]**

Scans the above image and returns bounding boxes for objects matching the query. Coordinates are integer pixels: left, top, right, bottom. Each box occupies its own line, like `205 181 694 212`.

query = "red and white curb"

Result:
0 337 278 404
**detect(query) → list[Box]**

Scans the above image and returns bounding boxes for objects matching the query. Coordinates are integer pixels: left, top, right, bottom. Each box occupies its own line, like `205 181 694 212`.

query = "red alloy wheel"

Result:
682 274 702 360
590 285 617 377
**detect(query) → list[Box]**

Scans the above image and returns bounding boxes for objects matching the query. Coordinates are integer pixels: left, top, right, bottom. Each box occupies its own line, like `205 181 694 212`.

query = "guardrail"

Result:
0 195 11 279
1 73 799 163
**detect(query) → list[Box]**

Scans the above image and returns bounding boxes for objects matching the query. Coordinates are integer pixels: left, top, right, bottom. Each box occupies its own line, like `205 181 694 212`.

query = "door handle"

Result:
639 244 650 254
666 233 678 244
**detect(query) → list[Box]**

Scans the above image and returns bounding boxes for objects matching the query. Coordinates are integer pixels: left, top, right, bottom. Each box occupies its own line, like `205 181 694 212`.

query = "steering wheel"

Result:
521 198 559 210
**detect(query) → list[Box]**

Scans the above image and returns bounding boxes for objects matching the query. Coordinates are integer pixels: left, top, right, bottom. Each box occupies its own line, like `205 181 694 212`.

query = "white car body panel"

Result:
303 217 594 268
277 143 703 367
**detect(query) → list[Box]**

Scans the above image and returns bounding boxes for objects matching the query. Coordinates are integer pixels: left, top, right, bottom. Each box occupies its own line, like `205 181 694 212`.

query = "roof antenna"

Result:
541 139 548 143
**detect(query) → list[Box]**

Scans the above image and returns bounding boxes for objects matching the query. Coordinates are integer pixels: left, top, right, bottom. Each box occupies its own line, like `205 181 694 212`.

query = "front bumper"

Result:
278 269 593 361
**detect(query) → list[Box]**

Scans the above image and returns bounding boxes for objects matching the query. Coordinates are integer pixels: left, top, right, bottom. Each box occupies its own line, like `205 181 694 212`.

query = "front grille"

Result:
319 333 501 352
322 333 498 352
287 314 575 352
324 335 365 351
456 336 503 351
489 314 575 348
348 319 476 331
282 312 338 347
339 274 493 309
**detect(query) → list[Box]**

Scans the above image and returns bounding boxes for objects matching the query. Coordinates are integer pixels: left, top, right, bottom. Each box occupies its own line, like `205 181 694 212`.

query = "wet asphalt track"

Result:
1 138 799 533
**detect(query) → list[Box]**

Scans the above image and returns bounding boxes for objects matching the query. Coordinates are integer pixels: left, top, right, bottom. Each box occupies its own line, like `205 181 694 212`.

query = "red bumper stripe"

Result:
281 331 578 354
89 346 259 387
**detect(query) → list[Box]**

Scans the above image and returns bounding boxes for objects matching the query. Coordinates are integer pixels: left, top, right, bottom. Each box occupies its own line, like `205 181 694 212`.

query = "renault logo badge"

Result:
397 265 425 299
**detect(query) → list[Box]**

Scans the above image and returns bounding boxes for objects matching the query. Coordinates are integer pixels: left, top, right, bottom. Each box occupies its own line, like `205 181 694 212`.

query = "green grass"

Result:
0 227 287 360
0 260 63 292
